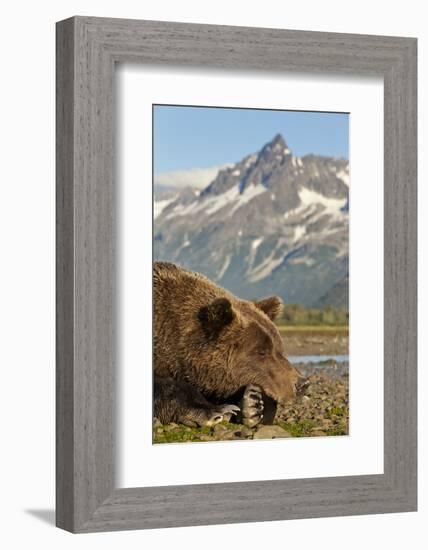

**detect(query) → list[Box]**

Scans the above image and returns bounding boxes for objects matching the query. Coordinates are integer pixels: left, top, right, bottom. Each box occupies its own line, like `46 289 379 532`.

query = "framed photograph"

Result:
151 105 350 444
56 17 417 532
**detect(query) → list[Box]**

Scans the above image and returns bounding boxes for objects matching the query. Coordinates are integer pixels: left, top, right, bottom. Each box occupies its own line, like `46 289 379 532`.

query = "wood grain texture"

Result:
56 18 75 532
56 16 417 533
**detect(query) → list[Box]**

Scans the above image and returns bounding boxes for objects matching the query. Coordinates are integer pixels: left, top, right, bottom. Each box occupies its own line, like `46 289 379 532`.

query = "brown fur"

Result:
154 262 302 420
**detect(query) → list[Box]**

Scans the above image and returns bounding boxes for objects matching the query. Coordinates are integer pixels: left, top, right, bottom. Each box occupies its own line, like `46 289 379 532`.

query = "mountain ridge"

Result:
154 134 349 308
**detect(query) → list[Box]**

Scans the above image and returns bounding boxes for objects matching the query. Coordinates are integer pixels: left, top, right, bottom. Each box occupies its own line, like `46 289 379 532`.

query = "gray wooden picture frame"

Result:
56 16 417 533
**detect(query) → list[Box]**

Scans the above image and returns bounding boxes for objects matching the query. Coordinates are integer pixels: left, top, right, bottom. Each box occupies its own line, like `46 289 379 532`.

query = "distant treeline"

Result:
276 304 349 327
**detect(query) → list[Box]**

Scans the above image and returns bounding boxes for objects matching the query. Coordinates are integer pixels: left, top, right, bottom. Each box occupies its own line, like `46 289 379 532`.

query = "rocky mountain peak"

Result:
154 134 349 308
261 132 289 153
257 133 291 164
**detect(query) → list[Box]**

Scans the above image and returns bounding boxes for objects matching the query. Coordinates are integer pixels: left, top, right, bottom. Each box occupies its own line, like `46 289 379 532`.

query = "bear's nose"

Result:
296 376 310 395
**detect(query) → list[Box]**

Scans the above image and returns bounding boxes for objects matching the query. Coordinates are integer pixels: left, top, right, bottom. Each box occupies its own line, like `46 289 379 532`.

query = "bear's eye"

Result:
258 349 269 357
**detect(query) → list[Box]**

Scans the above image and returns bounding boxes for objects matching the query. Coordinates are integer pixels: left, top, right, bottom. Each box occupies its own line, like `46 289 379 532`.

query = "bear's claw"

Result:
239 384 264 428
205 404 240 426
219 404 241 415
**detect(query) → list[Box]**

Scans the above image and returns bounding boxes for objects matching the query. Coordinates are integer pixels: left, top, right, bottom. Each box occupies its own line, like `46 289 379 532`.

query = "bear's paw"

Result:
239 385 264 428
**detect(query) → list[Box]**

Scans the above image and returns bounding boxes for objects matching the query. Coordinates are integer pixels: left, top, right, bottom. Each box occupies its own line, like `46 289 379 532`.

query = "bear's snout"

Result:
295 375 310 395
265 356 307 405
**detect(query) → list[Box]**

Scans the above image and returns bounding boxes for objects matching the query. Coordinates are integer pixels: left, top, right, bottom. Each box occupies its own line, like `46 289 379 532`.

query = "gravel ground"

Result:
275 372 349 437
153 369 349 443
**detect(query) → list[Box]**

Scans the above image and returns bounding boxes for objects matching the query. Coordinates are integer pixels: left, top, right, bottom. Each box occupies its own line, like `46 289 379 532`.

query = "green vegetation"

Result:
328 406 347 417
153 421 243 444
276 303 349 327
153 415 349 443
277 419 316 437
153 424 213 444
324 426 348 436
277 414 348 438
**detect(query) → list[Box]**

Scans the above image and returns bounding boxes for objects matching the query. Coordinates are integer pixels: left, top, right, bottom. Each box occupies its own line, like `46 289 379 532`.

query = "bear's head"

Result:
198 295 304 404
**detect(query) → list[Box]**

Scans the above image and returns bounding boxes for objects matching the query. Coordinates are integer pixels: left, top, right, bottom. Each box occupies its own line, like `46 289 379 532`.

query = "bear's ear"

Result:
255 296 283 321
198 298 235 337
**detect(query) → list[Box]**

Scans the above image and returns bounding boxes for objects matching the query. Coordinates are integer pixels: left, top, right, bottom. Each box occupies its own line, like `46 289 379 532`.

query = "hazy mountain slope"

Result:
316 275 349 309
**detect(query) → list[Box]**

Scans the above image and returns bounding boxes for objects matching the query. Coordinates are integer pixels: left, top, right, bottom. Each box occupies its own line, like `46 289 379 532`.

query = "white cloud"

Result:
154 164 230 190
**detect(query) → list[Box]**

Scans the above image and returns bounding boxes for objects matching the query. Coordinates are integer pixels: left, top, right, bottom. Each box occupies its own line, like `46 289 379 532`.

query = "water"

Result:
288 354 349 365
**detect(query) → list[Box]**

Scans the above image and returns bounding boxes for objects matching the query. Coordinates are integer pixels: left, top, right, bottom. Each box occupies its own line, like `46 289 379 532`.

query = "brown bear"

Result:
153 261 303 428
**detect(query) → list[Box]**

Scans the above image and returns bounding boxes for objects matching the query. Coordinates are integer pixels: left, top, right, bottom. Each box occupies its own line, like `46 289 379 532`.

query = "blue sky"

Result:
154 105 349 182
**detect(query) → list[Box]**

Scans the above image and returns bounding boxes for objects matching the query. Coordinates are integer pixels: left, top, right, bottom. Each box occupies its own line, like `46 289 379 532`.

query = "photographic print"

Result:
153 105 349 444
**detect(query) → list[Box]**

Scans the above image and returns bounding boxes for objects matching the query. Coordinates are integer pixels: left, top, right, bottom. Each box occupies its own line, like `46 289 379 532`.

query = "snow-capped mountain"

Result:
154 134 349 308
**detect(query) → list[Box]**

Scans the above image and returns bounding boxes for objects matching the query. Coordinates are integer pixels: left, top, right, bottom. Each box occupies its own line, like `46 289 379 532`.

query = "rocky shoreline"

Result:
153 368 349 444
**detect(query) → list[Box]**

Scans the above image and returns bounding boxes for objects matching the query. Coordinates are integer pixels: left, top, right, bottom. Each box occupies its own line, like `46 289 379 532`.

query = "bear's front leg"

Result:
154 376 240 428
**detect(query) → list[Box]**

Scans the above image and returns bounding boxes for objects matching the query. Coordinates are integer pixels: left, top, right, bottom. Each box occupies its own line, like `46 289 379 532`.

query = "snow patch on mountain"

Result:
166 200 199 219
229 183 267 215
163 180 268 220
154 196 177 219
336 169 349 186
246 237 264 274
283 203 314 221
245 154 258 167
293 225 306 242
205 186 240 215
289 255 315 266
248 250 286 283
252 238 263 250
217 255 231 280
298 187 348 216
